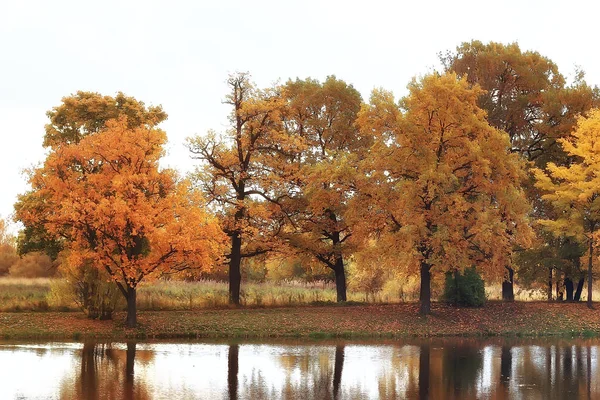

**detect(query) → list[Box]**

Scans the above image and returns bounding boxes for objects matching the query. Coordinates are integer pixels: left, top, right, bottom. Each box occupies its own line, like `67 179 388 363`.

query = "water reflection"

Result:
1 338 600 399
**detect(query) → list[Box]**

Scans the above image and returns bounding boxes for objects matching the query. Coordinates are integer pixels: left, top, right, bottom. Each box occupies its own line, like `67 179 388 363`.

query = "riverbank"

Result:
1 301 599 340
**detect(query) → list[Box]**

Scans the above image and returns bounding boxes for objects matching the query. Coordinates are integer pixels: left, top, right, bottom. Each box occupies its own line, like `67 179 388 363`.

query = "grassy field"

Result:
1 277 597 313
0 277 382 312
1 302 600 340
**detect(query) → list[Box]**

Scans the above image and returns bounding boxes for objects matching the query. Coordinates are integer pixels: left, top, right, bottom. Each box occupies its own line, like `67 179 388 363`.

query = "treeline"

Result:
10 40 600 327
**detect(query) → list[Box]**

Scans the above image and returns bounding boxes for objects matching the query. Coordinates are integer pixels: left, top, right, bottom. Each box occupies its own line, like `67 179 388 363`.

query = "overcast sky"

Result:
1 0 599 231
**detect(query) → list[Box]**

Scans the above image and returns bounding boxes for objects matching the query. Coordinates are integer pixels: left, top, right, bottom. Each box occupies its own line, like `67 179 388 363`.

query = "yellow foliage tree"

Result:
280 76 370 301
357 73 532 315
533 109 600 308
19 117 225 327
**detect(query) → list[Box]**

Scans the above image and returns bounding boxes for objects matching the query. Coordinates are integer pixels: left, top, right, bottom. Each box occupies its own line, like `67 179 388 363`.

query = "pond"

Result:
1 338 598 399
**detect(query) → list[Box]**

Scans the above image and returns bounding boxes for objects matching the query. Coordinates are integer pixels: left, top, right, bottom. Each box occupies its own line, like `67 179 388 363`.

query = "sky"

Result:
1 0 600 232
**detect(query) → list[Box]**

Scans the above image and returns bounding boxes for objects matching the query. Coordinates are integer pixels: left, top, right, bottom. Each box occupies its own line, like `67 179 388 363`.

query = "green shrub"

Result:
442 267 485 307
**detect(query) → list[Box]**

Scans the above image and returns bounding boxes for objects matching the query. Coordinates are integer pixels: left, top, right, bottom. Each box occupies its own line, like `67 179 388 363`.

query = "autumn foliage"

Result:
13 40 600 325
19 116 224 327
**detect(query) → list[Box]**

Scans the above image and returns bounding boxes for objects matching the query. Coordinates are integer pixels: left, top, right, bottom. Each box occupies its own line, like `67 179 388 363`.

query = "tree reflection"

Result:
419 344 429 400
228 344 239 400
332 345 344 399
59 342 151 400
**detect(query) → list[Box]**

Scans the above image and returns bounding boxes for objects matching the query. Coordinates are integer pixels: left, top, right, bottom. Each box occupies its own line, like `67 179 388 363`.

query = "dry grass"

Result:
0 277 53 311
3 277 599 313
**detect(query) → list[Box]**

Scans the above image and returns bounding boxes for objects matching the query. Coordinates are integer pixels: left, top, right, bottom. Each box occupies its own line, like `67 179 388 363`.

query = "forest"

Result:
2 40 600 330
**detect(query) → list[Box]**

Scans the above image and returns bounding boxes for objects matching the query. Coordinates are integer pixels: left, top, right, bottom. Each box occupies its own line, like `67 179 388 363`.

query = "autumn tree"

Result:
442 40 599 300
533 109 600 308
0 217 18 275
18 117 224 327
15 91 168 260
279 76 369 301
357 73 532 315
188 73 301 305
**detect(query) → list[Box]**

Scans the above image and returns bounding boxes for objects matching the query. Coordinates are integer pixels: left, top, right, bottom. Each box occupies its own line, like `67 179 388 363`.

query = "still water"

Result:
1 338 598 399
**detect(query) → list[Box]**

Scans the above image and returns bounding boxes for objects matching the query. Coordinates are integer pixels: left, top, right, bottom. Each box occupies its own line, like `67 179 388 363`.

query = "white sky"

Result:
2 0 600 231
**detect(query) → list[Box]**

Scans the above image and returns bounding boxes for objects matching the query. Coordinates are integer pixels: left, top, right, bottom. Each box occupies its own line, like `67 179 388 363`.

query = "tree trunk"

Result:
575 277 585 301
419 344 430 400
126 286 137 328
419 262 431 315
502 266 514 301
228 344 239 400
547 267 553 302
588 239 593 309
333 345 344 399
229 233 242 306
334 255 347 302
454 269 461 306
565 277 574 301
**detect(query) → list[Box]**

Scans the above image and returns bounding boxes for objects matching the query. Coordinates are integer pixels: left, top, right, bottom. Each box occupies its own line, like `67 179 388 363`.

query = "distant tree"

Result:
442 40 600 300
9 252 55 278
533 109 600 308
0 218 18 275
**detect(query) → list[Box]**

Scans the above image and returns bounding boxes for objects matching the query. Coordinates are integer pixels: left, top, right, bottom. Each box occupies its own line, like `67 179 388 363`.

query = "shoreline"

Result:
1 302 599 341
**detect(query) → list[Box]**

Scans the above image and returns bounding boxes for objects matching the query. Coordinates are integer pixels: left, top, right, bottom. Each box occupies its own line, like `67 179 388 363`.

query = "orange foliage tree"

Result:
357 73 533 315
16 91 168 260
0 218 18 275
19 117 224 327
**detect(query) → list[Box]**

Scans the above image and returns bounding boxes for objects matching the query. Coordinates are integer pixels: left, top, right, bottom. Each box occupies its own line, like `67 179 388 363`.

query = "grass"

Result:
0 278 52 312
0 277 380 312
1 302 600 340
3 276 600 312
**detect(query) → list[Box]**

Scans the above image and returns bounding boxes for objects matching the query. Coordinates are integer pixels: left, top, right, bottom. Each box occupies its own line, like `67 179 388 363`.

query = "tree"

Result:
15 91 168 260
188 73 300 305
18 117 224 327
279 76 369 301
533 109 600 308
357 73 532 315
442 40 600 300
0 217 18 275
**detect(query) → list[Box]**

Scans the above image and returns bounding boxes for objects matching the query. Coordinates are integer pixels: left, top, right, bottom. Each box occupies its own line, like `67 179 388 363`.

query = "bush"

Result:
9 252 55 278
442 267 486 307
52 260 123 319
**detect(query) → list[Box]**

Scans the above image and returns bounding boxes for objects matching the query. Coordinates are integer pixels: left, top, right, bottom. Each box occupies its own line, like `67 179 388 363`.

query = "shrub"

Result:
442 267 486 307
53 260 123 319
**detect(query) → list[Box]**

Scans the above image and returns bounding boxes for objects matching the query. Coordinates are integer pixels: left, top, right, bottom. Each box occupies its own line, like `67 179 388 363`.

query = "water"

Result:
1 338 598 399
